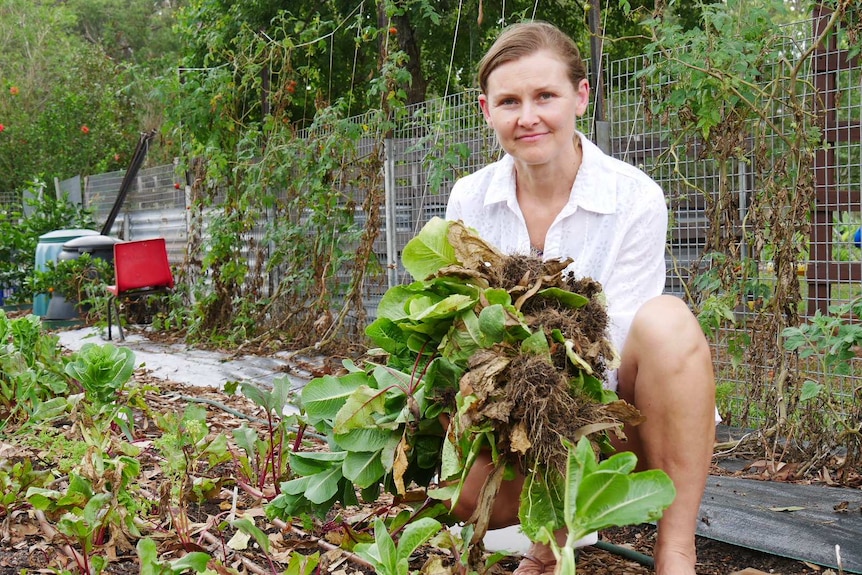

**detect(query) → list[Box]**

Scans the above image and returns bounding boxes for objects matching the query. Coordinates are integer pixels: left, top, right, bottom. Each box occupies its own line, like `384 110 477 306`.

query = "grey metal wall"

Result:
83 163 187 265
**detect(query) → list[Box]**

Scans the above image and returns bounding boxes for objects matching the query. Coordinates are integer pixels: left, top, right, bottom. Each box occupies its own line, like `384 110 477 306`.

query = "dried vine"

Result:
641 0 860 478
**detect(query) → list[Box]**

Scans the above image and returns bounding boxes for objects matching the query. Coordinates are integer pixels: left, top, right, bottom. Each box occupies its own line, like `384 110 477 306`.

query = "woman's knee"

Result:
619 296 715 419
627 295 712 371
635 296 706 344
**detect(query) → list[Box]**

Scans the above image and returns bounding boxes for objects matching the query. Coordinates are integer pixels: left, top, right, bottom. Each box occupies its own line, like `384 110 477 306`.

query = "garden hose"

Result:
593 539 655 568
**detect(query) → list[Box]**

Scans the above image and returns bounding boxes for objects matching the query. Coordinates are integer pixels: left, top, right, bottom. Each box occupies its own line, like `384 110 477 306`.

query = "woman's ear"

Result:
574 79 591 116
478 94 493 126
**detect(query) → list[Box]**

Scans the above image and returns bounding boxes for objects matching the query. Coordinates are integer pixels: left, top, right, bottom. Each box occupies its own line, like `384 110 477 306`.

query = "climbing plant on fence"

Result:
639 0 862 477
162 5 423 348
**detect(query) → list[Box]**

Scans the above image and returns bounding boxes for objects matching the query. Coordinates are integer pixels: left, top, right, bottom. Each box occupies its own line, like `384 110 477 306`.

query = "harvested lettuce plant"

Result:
268 218 673 571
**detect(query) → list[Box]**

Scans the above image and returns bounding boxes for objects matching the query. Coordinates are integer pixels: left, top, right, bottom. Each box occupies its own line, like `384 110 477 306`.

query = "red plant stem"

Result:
236 480 267 501
409 341 428 389
412 355 435 394
34 510 89 573
81 550 91 575
167 506 193 548
273 430 284 495
95 523 108 546
252 449 262 484
292 423 307 452
265 412 276 488
259 448 274 491
409 343 437 394
227 449 246 484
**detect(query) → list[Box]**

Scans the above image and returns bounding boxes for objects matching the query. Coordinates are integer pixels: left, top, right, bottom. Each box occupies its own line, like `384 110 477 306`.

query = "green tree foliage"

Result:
0 0 719 198
169 0 720 129
0 0 185 196
64 0 184 66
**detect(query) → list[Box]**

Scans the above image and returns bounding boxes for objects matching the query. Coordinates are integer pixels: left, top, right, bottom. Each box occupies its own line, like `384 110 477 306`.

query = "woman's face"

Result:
479 50 589 167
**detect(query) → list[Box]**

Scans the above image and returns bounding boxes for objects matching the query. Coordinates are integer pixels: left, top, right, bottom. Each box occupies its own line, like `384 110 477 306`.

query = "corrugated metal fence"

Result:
84 162 188 265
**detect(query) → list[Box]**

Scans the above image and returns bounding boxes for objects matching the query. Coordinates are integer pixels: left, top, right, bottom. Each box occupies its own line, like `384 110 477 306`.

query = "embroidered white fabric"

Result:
448 524 598 554
446 132 667 391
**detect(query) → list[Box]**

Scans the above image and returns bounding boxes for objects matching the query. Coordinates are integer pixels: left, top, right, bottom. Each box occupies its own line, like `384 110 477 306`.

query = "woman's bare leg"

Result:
448 450 524 529
615 295 716 575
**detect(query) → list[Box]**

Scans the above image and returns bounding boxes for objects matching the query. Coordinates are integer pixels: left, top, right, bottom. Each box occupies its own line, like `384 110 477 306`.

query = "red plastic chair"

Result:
106 238 175 340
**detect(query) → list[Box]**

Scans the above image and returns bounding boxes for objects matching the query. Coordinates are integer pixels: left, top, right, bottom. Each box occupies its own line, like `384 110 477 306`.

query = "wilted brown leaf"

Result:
435 265 491 285
393 436 411 495
448 220 506 272
459 350 511 401
509 422 532 454
604 400 646 427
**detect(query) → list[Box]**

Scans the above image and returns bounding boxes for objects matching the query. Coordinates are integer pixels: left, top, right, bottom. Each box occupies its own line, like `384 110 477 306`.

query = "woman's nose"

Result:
518 102 539 126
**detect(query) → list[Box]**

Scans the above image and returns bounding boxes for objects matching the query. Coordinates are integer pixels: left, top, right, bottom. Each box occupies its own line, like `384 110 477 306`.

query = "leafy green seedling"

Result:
29 473 129 575
233 375 297 491
55 492 113 574
0 312 69 425
27 451 144 567
0 458 52 515
522 436 676 575
353 517 442 575
65 343 135 405
137 537 211 575
153 403 230 505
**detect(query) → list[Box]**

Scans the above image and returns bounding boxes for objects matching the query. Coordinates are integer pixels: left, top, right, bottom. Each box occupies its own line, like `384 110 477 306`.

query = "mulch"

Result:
0 346 853 575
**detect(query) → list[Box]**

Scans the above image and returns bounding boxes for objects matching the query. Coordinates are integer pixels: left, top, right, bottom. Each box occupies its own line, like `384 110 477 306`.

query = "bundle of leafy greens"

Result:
268 218 674 572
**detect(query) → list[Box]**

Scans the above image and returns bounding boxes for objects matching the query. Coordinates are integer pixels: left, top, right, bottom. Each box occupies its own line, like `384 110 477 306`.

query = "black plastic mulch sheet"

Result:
698 475 862 573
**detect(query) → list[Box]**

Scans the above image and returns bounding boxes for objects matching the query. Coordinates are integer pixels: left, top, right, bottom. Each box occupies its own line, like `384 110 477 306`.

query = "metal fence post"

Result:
384 138 398 289
595 120 611 155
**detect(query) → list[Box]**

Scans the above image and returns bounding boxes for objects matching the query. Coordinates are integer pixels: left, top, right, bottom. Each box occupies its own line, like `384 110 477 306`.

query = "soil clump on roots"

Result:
503 354 610 470
456 248 637 475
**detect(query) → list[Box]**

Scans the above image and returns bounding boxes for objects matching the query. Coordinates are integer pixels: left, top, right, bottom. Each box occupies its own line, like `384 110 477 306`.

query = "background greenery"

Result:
1 0 859 480
1 0 730 199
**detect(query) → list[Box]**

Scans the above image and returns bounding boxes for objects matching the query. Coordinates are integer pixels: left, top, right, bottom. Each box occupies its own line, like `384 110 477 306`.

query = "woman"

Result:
445 21 716 575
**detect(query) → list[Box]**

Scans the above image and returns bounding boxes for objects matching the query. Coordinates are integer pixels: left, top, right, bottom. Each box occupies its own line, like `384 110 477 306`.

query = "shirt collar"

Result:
482 131 617 215
574 133 617 215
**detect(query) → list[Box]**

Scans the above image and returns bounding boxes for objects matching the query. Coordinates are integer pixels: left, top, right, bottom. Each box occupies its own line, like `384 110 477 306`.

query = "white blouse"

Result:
446 132 668 390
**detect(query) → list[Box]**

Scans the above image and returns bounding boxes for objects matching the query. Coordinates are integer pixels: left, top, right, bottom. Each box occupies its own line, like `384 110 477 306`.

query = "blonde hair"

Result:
477 21 587 93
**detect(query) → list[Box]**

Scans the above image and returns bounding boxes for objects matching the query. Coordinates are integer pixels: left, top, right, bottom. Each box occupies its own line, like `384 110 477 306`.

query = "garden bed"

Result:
0 362 845 574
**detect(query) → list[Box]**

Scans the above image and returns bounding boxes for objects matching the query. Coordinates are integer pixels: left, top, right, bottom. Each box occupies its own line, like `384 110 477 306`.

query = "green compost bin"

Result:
44 234 119 320
33 229 98 316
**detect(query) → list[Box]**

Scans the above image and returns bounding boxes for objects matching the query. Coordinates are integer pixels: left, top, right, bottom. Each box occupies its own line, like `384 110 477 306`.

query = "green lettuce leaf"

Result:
402 217 457 280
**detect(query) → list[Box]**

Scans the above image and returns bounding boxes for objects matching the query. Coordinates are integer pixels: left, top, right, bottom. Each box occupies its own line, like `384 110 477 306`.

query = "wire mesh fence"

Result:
0 190 19 209
65 11 862 427
604 12 861 426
